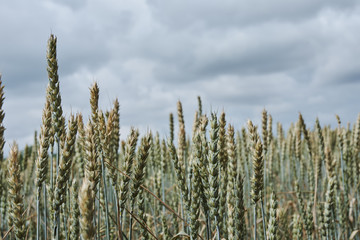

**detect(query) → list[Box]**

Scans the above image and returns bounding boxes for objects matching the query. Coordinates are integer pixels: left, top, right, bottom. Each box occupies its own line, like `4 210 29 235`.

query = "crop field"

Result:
0 35 359 240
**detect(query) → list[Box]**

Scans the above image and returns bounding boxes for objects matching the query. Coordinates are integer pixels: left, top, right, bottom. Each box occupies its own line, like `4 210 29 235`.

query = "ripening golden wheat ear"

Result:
262 109 268 155
294 121 302 181
248 119 264 240
248 120 263 205
47 34 63 140
129 133 151 240
119 128 139 213
89 83 101 182
169 113 174 144
117 127 138 236
324 176 336 238
298 113 316 198
197 115 211 238
235 171 246 239
261 109 268 203
84 121 100 194
46 34 66 240
7 143 26 239
76 113 86 179
160 138 171 239
168 138 189 218
111 98 120 158
207 113 221 239
189 134 202 240
35 95 52 239
36 97 52 189
98 110 109 161
51 114 77 239
54 114 78 214
226 124 236 239
192 111 200 138
315 118 325 189
170 102 191 234
267 114 273 145
292 214 302 239
318 201 327 238
96 109 111 240
90 82 99 124
267 191 277 240
79 179 96 240
217 111 228 238
106 101 120 191
89 82 101 155
298 113 312 161
177 101 186 175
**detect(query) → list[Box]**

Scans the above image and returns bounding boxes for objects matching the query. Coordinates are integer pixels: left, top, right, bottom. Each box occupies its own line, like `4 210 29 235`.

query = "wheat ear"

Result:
208 113 221 239
36 96 52 240
267 191 277 240
79 179 96 240
248 120 265 240
129 133 152 240
8 143 26 239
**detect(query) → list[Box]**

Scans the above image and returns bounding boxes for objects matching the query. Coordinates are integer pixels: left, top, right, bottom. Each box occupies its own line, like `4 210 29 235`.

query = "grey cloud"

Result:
194 39 313 77
49 0 88 11
0 0 135 90
3 93 44 153
340 71 360 84
128 21 317 84
148 0 357 30
192 74 299 108
0 2 53 88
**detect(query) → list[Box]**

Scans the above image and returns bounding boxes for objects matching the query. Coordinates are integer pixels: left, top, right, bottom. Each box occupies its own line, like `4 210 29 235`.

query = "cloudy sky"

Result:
1 0 360 153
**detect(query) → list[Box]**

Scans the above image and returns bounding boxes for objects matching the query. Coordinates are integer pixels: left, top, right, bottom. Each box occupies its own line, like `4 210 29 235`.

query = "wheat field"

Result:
0 34 359 240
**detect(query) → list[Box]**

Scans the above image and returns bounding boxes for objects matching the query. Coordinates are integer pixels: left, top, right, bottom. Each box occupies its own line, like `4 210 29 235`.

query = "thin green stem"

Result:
50 147 54 192
63 207 68 240
37 187 41 240
207 214 212 239
97 190 100 240
205 214 210 240
215 216 220 240
254 205 257 240
55 136 60 240
43 183 47 240
260 198 267 240
101 156 110 240
114 188 122 240
179 190 185 232
128 206 134 240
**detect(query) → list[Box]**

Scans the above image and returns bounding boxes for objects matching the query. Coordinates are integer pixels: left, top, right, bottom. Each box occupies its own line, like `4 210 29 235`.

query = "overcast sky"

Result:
1 0 360 153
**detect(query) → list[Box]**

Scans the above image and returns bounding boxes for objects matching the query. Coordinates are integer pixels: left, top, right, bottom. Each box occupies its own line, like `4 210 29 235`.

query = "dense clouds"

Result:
1 0 360 152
